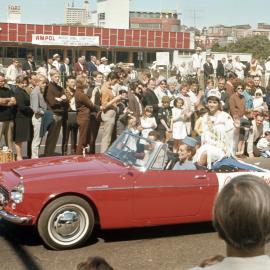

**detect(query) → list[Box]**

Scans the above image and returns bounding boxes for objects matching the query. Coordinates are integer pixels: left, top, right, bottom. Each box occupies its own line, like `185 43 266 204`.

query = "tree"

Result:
212 35 270 60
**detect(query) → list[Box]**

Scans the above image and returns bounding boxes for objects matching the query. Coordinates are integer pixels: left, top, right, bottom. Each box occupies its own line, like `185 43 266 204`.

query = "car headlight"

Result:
10 182 24 204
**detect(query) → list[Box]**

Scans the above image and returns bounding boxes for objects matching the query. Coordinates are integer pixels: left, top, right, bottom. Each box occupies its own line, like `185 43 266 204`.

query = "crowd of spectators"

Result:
1 50 270 161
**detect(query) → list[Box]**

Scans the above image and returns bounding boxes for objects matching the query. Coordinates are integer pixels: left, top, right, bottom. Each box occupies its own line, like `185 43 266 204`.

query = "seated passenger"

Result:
173 136 197 170
257 130 270 157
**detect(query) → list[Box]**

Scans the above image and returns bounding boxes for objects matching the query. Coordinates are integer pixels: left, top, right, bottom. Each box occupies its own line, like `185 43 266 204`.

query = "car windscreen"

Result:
106 132 158 168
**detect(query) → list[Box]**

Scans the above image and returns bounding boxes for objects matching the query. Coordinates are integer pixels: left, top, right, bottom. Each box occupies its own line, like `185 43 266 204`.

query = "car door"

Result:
133 147 211 221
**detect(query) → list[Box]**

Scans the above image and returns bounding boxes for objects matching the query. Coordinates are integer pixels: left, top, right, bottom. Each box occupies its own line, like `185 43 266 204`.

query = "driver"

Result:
173 137 198 170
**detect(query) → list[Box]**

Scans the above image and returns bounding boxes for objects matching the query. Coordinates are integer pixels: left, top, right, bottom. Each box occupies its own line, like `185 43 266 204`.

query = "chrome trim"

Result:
0 209 32 224
11 168 24 180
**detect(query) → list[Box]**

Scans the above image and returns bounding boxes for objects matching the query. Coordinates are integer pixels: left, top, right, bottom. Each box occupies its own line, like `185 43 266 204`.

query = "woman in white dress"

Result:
195 89 235 169
172 97 187 152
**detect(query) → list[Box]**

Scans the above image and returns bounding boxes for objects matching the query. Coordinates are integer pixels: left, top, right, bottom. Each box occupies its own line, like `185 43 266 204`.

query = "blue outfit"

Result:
173 160 197 170
212 157 265 172
242 90 253 109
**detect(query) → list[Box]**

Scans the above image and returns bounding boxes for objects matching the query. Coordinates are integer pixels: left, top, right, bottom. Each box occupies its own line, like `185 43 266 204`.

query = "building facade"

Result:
0 22 193 67
129 10 181 32
90 0 130 29
64 0 89 25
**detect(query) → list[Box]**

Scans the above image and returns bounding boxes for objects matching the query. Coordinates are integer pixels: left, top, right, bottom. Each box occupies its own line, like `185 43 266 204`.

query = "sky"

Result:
0 0 269 29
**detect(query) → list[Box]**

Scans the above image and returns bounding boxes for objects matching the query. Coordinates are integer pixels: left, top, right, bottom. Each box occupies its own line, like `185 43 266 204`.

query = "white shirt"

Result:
233 61 246 79
192 53 203 70
265 61 270 73
98 64 111 76
5 64 19 85
52 60 61 71
189 255 270 270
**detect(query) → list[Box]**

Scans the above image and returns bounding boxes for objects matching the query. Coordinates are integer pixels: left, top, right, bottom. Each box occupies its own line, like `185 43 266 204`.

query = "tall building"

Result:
7 4 22 23
64 0 89 25
90 0 130 29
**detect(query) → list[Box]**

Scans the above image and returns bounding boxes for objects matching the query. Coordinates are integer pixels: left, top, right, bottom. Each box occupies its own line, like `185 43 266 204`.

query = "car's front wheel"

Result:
37 196 94 250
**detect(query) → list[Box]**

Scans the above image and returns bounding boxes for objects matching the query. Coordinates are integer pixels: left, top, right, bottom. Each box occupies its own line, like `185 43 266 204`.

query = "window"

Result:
151 148 166 170
98 13 105 20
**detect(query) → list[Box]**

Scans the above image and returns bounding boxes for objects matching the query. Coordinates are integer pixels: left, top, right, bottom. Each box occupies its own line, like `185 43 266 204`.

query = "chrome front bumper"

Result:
0 209 32 224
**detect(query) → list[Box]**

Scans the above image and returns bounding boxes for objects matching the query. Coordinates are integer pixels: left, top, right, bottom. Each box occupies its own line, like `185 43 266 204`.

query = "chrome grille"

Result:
0 185 9 206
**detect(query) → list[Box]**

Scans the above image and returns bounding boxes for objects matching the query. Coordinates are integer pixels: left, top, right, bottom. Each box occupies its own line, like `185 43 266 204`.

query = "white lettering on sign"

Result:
32 34 99 47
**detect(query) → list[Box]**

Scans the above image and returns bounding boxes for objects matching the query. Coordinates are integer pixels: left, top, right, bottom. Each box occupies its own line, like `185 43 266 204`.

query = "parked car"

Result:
0 131 269 250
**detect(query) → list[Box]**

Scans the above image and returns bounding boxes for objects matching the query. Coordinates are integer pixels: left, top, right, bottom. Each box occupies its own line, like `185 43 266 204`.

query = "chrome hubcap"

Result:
48 204 89 245
54 211 80 237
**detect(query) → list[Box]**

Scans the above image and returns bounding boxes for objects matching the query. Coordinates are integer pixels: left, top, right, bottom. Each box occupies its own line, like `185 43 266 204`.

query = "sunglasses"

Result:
237 87 243 90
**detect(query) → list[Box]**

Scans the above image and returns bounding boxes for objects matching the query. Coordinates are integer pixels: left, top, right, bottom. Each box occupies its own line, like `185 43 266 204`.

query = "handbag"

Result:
0 147 14 163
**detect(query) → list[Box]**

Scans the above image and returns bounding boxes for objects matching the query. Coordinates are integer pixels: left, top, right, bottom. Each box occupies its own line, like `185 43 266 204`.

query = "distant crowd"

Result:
0 48 270 162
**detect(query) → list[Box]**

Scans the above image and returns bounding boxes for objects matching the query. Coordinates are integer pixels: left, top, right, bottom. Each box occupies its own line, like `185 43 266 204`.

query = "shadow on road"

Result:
95 222 215 243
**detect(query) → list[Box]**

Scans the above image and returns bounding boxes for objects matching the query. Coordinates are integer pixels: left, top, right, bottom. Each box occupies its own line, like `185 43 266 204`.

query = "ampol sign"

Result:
32 34 99 46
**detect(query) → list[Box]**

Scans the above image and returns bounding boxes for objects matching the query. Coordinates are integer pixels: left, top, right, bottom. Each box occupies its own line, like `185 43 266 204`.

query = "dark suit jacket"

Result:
73 62 88 75
203 62 214 78
60 63 72 76
216 61 225 78
86 61 97 75
22 60 36 73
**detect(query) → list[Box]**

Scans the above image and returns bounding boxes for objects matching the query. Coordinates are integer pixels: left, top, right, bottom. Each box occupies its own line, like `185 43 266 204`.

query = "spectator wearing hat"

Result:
253 89 267 112
173 136 197 170
156 95 172 141
73 57 88 76
22 53 36 75
224 56 235 75
52 54 61 71
98 57 111 77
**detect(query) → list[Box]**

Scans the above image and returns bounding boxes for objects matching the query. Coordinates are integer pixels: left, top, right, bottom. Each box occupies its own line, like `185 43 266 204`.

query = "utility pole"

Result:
186 8 203 29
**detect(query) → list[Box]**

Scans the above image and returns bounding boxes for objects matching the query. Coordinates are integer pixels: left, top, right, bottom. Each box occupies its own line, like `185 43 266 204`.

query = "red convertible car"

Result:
0 131 269 250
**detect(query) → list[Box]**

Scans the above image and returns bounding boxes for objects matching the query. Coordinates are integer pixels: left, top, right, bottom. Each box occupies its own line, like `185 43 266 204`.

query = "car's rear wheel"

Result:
37 196 94 250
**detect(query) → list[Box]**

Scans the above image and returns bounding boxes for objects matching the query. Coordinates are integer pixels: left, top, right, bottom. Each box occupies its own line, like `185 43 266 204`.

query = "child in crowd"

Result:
203 79 214 105
194 107 208 137
172 97 187 152
139 106 157 139
236 110 253 156
257 130 270 157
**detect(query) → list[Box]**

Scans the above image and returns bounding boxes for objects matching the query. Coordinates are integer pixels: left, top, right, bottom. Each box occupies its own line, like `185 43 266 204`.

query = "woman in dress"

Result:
13 75 33 160
195 89 235 169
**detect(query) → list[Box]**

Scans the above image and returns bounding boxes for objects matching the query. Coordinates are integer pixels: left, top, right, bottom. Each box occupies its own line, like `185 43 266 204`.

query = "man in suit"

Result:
86 55 98 76
73 57 88 76
60 58 72 87
142 78 159 117
216 57 226 79
22 53 36 75
203 56 214 87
